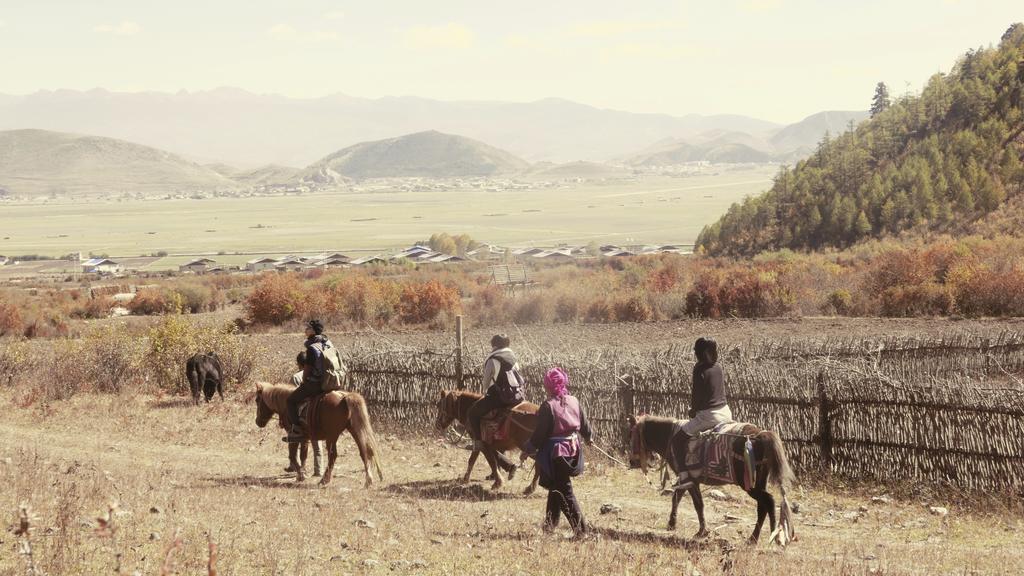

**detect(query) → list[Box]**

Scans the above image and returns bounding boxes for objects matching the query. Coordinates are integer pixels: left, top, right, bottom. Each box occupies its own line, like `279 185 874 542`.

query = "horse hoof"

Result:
694 530 710 540
284 466 296 473
490 480 503 491
523 487 535 496
667 523 677 531
313 471 322 477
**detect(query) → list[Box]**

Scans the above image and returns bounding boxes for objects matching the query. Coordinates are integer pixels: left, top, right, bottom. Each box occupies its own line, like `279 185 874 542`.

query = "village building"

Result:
350 255 388 266
82 258 121 274
178 257 216 274
274 257 307 272
246 257 278 272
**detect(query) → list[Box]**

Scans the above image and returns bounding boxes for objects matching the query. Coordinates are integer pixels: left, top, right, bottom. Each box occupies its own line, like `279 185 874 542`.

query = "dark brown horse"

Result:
435 390 540 493
186 352 223 405
255 383 384 487
628 415 795 545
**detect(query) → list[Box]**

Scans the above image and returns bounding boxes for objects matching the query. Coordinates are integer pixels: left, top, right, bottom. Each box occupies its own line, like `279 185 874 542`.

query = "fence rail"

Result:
342 325 1024 493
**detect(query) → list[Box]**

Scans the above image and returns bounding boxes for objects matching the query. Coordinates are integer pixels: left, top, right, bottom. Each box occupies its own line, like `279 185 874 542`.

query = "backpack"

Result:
315 341 348 392
490 353 525 405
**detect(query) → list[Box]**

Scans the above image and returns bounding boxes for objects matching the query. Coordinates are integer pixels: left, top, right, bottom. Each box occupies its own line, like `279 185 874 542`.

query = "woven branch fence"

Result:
341 330 1024 492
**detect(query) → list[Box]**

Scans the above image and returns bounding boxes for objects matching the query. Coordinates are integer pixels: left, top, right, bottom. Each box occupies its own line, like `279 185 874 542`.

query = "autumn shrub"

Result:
69 296 114 319
147 315 262 395
614 293 654 322
246 274 309 325
511 293 551 324
170 283 221 313
399 280 461 324
128 288 172 315
321 275 400 326
878 283 954 317
584 298 615 323
954 267 1024 317
0 301 24 336
553 292 583 323
825 289 853 315
685 269 725 318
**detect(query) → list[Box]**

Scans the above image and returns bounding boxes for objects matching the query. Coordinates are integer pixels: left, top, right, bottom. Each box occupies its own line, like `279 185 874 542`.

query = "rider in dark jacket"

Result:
283 320 331 443
466 334 523 476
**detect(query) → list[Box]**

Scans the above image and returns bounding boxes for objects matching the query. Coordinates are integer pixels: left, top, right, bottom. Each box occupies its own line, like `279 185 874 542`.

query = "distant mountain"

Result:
0 89 784 165
0 129 235 196
768 110 869 158
620 111 868 166
301 130 530 181
525 160 632 179
233 164 302 187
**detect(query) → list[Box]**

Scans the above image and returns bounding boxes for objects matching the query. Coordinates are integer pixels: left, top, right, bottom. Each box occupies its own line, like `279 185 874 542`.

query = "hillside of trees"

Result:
697 24 1024 256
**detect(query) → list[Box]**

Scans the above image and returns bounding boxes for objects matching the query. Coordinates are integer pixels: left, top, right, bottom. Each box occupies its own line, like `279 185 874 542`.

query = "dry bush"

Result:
0 300 24 336
147 315 262 395
584 298 615 323
398 280 461 324
613 293 654 322
954 267 1024 317
879 283 955 317
246 274 308 325
553 291 583 323
128 288 173 316
511 292 551 324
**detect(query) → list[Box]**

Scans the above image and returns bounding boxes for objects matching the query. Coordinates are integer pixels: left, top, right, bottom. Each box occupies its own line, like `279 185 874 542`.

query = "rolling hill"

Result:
0 129 236 196
300 130 530 181
0 89 785 166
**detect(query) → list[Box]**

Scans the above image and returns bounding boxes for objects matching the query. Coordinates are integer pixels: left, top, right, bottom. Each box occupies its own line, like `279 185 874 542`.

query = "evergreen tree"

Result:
870 82 892 117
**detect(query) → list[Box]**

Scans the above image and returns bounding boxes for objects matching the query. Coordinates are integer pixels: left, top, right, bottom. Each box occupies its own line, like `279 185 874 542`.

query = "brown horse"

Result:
435 389 540 493
254 383 384 487
628 415 795 545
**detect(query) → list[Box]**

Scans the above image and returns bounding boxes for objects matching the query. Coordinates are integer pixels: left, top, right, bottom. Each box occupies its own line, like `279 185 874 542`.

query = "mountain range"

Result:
0 88 862 167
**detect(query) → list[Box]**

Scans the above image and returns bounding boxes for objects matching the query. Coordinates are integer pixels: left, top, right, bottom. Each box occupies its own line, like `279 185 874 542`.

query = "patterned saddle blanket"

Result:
481 402 527 443
670 421 753 489
295 391 346 438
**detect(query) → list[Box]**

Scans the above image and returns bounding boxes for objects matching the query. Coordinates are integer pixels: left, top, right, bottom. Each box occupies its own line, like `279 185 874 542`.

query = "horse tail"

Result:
346 393 385 483
761 430 796 545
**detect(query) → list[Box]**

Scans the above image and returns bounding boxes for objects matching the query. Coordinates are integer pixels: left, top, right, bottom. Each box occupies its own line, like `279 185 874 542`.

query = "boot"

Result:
282 425 304 443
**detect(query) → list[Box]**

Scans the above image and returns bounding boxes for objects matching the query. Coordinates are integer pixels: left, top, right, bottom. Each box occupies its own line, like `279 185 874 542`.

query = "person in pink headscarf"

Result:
523 367 593 536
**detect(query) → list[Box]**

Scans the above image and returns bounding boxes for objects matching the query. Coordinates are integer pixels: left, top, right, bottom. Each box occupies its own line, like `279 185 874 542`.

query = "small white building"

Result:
0 255 7 266
246 257 278 272
82 258 121 274
274 257 307 272
350 255 388 266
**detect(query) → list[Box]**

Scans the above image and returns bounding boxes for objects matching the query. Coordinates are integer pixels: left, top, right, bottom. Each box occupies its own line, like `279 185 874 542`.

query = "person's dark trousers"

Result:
286 382 321 432
545 456 585 533
467 394 517 473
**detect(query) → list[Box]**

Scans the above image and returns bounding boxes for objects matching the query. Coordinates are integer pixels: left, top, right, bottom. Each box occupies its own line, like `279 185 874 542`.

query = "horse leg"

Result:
462 448 481 483
483 446 504 490
747 471 775 543
320 439 338 486
290 442 305 482
299 441 308 471
668 488 684 531
312 441 322 477
523 466 539 496
690 485 709 539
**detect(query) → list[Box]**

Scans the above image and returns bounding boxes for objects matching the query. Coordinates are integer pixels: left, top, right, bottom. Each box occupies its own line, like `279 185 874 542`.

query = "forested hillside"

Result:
698 24 1024 255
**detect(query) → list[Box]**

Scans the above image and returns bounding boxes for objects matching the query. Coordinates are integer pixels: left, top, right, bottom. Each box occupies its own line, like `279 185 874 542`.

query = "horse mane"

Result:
257 383 295 415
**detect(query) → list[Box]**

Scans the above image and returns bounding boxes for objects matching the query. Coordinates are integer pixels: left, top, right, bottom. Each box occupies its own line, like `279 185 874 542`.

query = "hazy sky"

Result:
0 1 1020 123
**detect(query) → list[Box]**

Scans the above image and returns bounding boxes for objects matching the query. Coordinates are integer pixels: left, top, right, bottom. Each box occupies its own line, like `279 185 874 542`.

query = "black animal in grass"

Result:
186 352 224 405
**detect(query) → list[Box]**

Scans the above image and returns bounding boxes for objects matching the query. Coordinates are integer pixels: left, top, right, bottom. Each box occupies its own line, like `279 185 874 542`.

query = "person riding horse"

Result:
674 337 733 462
466 334 524 478
283 319 337 443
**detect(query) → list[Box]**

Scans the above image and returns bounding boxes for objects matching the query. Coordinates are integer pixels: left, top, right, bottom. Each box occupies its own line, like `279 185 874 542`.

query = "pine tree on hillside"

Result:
697 24 1024 256
870 82 892 117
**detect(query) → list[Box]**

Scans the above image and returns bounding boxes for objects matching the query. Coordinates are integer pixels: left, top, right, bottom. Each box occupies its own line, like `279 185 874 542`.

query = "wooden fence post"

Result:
455 315 465 390
983 337 992 374
817 371 833 473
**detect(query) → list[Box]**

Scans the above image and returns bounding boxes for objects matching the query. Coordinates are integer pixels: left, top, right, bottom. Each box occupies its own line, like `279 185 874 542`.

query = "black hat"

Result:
307 319 324 335
490 334 511 349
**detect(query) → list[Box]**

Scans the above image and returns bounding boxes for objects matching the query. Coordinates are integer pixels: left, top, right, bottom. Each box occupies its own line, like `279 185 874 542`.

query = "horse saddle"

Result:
481 402 526 443
674 421 747 482
295 391 346 437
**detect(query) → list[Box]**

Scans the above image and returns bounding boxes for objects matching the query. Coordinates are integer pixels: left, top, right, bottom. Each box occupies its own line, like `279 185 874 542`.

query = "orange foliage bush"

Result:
399 280 461 324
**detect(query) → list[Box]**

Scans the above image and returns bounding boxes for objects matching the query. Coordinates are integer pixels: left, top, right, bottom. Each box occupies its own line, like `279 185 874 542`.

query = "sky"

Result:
0 1 1020 123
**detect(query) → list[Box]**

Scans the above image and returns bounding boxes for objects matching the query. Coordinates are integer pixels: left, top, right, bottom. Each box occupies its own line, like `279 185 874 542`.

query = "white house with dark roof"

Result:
246 257 278 272
82 258 121 274
178 257 216 273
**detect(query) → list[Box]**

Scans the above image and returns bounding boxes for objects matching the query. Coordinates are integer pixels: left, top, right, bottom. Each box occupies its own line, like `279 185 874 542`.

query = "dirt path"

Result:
1 393 1022 576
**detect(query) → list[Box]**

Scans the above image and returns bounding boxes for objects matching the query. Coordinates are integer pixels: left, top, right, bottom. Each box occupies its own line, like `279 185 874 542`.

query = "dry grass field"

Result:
1 387 1021 576
0 168 775 258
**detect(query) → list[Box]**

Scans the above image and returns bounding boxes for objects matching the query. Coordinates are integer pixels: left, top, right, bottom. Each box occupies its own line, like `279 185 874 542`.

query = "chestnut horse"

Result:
254 383 384 487
435 389 540 493
628 415 795 545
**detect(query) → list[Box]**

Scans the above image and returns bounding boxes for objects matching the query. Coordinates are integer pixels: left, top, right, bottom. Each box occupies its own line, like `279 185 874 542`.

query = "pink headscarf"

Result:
543 367 569 399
